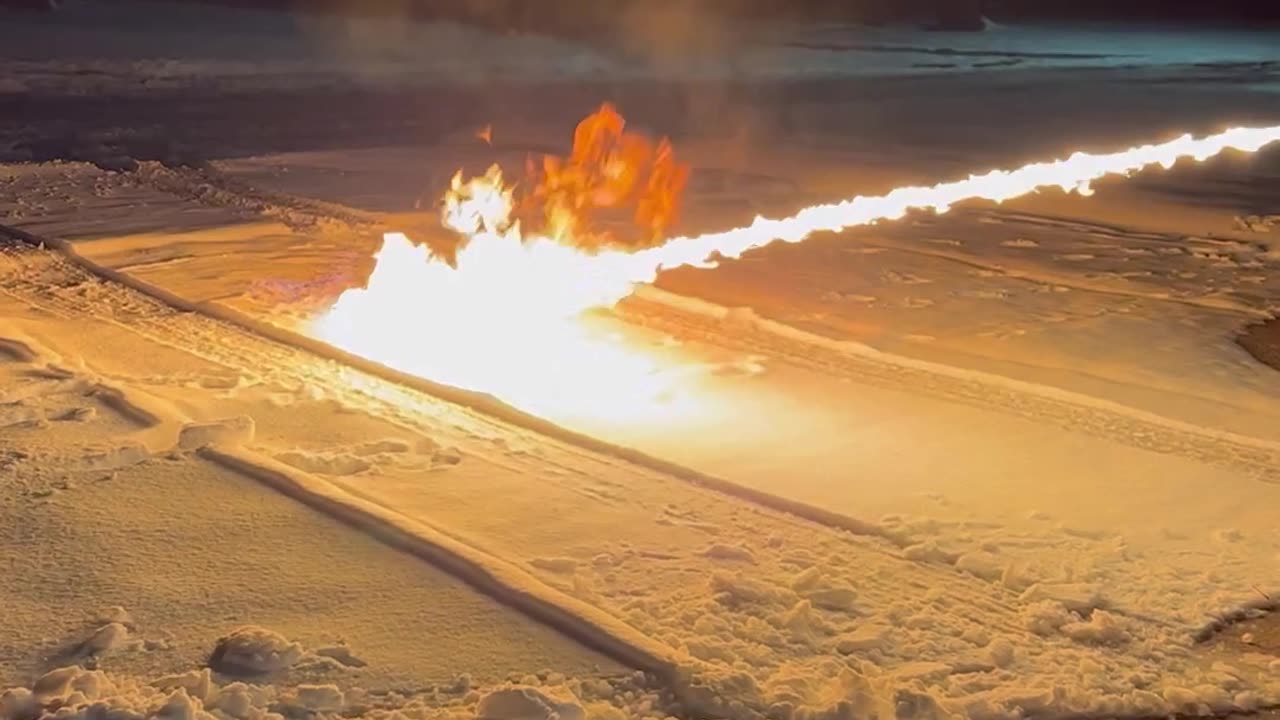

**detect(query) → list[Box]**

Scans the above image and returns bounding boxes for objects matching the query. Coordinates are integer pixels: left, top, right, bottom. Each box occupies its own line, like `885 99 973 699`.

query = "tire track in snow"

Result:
622 287 1280 485
848 234 1272 318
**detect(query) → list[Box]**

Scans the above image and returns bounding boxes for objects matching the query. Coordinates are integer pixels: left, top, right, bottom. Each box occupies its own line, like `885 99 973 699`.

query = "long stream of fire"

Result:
312 123 1280 422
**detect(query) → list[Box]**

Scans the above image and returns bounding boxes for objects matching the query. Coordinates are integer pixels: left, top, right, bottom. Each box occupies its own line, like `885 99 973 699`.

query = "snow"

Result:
177 416 256 451
473 686 584 720
0 315 624 696
3 11 1280 720
209 628 304 677
16 240 1253 717
1 664 657 720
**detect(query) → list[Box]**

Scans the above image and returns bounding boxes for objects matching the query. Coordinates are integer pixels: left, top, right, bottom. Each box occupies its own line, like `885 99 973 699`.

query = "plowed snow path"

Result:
3 229 1280 718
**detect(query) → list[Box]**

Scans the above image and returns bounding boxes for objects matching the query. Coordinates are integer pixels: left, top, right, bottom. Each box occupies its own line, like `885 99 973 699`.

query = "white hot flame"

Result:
311 125 1280 422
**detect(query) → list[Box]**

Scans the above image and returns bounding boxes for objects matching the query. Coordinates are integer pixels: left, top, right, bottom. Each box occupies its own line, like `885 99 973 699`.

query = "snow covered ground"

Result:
3 5 1280 720
4 226 1278 719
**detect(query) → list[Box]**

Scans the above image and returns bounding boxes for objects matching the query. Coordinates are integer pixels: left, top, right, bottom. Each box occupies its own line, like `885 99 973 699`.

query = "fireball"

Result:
522 103 690 248
311 107 705 424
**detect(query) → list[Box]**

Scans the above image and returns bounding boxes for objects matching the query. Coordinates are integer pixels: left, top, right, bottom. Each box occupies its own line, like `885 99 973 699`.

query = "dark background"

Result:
182 0 1280 25
6 1 1280 29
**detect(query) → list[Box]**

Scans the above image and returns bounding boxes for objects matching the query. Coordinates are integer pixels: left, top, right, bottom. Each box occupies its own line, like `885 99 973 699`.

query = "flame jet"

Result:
313 124 1280 417
635 125 1280 278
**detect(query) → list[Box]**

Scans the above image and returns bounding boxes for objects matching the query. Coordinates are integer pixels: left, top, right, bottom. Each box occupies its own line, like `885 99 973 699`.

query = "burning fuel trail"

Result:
312 122 1280 421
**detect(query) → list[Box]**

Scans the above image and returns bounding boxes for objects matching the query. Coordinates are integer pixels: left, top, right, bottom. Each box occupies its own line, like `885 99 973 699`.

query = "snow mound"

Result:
1 664 665 720
287 684 344 713
178 416 255 450
1022 600 1076 636
1 665 283 720
474 686 584 720
5 667 132 720
804 586 859 613
80 441 151 470
836 624 891 654
152 669 214 703
267 438 421 475
352 439 412 456
953 551 1005 582
274 449 371 476
703 543 756 563
902 541 957 565
80 622 130 655
1062 609 1131 646
710 571 793 606
528 557 579 574
312 645 367 668
208 626 303 676
96 606 134 627
1019 582 1107 614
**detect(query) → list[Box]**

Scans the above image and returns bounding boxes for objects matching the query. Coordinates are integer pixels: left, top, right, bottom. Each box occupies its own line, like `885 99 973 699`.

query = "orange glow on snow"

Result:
311 120 1280 422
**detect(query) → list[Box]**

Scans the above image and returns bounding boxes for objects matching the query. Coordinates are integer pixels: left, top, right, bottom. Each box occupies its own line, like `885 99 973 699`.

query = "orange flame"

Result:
522 103 689 249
